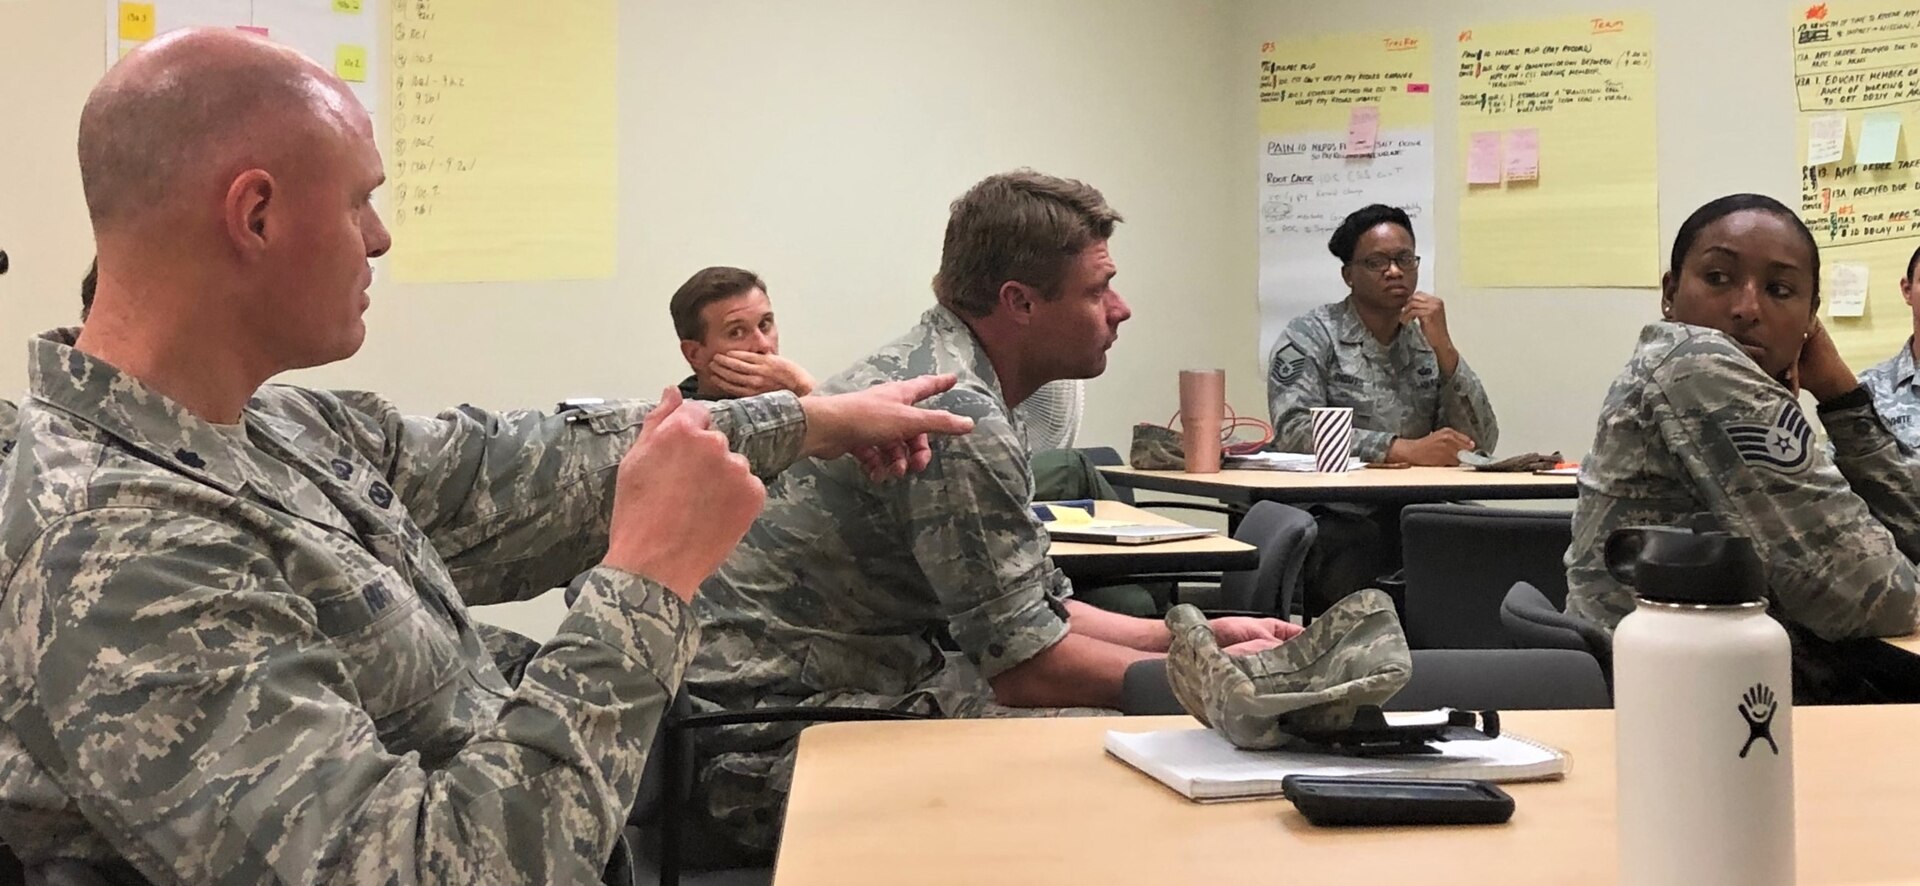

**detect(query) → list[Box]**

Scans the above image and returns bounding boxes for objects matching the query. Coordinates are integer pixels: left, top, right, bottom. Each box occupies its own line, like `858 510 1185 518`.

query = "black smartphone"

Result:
1280 775 1515 827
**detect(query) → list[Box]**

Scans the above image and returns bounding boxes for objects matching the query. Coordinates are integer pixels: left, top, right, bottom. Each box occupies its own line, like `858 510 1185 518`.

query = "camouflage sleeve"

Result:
1652 351 1919 640
328 391 806 606
903 395 1071 681
0 399 18 456
1820 394 1920 560
5 509 694 884
1266 323 1394 461
1438 358 1500 453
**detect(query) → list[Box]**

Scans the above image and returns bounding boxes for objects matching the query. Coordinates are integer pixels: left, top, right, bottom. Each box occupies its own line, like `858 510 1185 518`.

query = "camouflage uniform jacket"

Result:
0 329 807 884
1566 322 1920 644
1266 299 1498 461
685 306 1072 711
0 398 16 458
1860 337 1920 449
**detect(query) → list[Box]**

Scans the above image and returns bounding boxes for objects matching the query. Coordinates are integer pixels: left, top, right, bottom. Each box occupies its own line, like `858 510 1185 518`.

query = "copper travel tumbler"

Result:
1179 369 1225 474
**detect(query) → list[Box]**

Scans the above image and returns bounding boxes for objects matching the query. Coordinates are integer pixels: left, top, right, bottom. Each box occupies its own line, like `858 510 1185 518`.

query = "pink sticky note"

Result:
1505 128 1539 181
1467 131 1502 184
1346 106 1380 157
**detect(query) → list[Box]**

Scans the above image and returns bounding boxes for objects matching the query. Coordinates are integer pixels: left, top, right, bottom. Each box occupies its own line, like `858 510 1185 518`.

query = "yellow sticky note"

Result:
1048 506 1095 526
333 0 362 11
335 45 367 82
118 3 155 41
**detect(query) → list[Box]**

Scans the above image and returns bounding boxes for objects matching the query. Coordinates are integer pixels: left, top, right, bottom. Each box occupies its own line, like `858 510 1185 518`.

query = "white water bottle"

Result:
1608 524 1794 886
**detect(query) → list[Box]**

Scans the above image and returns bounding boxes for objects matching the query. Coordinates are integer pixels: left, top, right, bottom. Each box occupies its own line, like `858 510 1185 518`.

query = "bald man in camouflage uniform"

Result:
0 29 971 883
682 171 1301 866
1859 245 1920 447
0 329 808 882
1568 322 1920 702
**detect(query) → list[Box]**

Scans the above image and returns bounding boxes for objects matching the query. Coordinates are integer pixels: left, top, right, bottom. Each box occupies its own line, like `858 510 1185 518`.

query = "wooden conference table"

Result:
1043 500 1258 580
1101 465 1578 507
774 707 1920 885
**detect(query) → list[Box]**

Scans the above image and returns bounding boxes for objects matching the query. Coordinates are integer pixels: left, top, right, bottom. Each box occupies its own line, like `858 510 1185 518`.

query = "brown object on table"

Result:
1473 451 1565 473
1178 369 1225 474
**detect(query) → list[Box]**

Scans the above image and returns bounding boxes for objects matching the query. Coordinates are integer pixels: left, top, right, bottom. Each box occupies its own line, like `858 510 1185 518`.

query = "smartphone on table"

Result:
1281 775 1515 827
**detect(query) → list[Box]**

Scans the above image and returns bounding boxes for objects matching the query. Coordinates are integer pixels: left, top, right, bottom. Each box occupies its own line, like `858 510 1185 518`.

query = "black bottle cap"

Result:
1603 521 1767 606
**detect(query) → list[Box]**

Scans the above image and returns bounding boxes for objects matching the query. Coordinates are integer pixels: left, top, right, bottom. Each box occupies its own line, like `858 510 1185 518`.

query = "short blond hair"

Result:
933 170 1122 318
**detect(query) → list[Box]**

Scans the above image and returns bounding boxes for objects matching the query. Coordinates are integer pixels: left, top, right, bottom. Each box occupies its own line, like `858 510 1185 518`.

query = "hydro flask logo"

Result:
1737 683 1780 758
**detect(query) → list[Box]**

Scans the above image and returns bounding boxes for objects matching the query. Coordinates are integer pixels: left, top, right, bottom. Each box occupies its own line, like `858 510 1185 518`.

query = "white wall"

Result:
0 0 1821 638
1230 0 1801 458
0 0 1251 639
0 0 1257 453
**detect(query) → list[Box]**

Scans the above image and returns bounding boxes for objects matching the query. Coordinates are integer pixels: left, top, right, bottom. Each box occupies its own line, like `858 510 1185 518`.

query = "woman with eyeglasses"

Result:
1566 193 1920 703
1266 203 1499 467
1266 203 1500 614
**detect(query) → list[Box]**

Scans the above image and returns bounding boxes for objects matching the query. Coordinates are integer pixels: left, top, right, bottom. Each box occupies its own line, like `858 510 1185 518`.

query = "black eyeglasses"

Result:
1355 253 1421 274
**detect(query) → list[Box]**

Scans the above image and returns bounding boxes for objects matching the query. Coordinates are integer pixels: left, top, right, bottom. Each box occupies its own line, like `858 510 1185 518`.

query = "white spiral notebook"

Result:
1104 722 1570 803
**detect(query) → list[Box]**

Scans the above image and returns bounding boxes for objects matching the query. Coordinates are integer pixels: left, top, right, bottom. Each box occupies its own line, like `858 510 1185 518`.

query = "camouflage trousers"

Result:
1302 503 1402 617
685 653 1113 869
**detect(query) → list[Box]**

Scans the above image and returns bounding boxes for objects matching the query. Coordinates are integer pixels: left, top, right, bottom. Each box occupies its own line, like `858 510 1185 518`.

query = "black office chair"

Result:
1385 648 1611 710
1074 501 1317 618
1501 582 1614 685
1119 658 1184 715
1400 504 1573 649
631 694 926 886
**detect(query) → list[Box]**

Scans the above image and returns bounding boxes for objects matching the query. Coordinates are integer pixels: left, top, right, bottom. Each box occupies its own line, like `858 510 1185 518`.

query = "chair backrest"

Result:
1501 581 1613 678
1218 501 1317 615
1118 658 1184 715
1384 648 1611 711
1400 504 1573 649
1075 446 1132 503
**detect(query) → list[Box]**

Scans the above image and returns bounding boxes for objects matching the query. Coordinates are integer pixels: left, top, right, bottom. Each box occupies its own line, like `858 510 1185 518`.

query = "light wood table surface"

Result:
1883 633 1920 656
775 707 1920 885
1102 465 1577 506
1043 500 1258 580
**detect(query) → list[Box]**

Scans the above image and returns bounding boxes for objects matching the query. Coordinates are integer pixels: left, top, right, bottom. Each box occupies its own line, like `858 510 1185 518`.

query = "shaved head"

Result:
73 26 392 414
79 28 362 229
